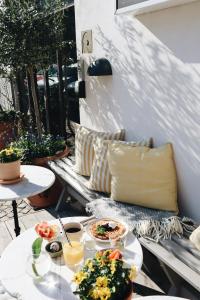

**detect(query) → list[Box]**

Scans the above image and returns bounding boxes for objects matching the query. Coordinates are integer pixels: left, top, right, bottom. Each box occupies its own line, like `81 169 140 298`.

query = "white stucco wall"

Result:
75 0 200 222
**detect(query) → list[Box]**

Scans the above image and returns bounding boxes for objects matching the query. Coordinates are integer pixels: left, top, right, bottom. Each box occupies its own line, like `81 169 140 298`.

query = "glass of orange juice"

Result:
63 240 84 267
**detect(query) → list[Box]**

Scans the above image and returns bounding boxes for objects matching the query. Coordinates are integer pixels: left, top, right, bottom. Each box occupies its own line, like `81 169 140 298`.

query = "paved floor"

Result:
0 199 164 298
0 198 86 250
0 199 35 222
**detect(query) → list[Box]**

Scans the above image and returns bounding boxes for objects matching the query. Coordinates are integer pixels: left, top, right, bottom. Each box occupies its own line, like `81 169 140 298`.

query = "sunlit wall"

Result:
75 0 200 221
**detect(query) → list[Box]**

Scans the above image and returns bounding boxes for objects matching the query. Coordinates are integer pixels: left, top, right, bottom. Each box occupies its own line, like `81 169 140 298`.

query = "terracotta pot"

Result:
28 177 63 208
0 159 21 181
0 121 14 150
32 147 70 166
28 147 70 208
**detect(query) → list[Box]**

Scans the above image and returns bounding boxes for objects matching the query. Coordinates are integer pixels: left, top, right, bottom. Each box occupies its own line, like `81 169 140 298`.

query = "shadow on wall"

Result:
82 2 200 220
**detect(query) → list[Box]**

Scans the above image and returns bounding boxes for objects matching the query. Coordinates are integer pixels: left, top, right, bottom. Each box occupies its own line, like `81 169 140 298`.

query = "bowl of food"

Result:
86 218 129 243
45 241 63 258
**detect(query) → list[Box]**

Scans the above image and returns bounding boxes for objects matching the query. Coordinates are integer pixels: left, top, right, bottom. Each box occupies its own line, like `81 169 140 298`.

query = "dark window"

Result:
117 0 149 9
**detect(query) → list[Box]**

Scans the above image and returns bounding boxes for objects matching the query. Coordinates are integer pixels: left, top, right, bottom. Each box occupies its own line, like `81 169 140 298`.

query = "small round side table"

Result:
0 165 55 236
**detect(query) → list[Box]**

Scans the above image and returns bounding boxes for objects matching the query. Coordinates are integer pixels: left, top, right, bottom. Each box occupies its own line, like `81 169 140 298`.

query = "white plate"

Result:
86 218 129 243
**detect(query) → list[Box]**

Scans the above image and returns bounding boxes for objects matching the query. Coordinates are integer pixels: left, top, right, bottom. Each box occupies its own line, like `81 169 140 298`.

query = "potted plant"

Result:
0 146 22 181
73 249 137 300
13 133 69 165
12 133 69 207
0 110 20 150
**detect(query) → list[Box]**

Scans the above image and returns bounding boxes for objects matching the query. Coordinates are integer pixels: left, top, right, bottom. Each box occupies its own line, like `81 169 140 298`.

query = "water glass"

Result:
26 251 51 279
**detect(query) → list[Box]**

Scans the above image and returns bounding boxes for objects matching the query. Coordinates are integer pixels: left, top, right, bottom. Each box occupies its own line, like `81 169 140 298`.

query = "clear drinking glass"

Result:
63 240 84 267
26 251 51 279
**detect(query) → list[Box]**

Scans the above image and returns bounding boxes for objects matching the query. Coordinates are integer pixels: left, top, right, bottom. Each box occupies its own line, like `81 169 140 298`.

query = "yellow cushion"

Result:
107 143 178 212
88 138 152 193
74 126 125 176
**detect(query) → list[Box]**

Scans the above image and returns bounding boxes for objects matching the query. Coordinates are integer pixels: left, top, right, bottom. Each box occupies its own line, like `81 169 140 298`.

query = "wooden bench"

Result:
48 156 200 299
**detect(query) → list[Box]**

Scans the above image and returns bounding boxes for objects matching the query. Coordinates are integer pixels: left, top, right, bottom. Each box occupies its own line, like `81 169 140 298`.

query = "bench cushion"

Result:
88 138 152 193
107 143 178 212
74 126 125 176
48 156 107 205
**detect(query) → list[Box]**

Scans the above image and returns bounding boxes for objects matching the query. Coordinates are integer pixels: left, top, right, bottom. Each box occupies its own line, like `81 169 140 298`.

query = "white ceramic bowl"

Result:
86 218 129 243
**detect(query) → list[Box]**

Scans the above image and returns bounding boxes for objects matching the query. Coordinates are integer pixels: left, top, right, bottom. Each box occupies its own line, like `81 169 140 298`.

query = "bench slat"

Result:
140 237 200 292
172 235 200 260
48 158 101 202
161 239 200 275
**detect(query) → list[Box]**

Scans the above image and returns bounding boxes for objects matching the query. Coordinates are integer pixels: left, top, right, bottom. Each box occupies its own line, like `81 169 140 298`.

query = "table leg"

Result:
12 200 21 236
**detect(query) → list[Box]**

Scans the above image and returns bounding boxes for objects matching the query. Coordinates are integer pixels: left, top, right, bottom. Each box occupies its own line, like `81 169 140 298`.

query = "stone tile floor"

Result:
0 199 35 222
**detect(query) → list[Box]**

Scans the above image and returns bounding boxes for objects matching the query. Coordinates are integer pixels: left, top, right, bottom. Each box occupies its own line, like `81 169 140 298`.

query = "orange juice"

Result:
63 241 84 266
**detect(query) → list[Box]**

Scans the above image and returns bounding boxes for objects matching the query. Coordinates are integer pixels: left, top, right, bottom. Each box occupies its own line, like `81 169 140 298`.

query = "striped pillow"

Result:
74 126 125 176
70 121 80 134
88 138 152 193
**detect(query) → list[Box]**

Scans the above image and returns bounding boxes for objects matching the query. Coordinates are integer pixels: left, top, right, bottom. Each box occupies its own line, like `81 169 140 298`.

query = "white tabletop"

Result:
0 216 143 300
0 165 55 201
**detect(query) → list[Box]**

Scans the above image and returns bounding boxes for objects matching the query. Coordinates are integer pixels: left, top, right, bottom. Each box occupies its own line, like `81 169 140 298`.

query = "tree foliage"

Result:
0 0 67 72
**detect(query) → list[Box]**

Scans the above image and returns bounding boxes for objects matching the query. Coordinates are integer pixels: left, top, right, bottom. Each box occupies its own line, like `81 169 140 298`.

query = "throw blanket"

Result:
86 199 196 242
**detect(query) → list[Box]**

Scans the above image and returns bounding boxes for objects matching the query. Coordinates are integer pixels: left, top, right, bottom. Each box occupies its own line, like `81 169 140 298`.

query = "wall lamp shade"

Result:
87 58 112 76
67 80 86 98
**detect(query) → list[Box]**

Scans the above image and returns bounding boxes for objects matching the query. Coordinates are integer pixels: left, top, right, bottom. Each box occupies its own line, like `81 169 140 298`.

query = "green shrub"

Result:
12 133 66 163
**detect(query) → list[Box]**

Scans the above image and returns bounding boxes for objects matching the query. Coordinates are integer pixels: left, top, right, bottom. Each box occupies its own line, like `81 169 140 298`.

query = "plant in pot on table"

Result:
73 249 137 300
0 146 22 183
12 133 69 207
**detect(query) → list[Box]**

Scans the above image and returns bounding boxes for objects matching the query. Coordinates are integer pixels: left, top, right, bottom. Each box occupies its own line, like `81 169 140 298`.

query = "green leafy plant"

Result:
12 133 66 163
0 147 22 163
0 0 67 137
32 237 43 259
73 249 137 300
32 237 43 277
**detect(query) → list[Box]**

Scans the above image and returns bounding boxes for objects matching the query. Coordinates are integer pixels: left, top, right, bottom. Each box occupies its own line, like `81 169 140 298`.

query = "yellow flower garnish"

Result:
129 265 137 281
73 271 87 285
96 276 108 288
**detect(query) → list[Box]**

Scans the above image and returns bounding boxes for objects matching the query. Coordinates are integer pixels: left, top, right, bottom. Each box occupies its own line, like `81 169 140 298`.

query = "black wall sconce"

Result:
67 80 86 98
87 58 112 76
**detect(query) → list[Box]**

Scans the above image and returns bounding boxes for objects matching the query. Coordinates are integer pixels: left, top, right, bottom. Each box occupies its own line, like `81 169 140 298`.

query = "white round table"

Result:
0 165 55 236
0 216 143 300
